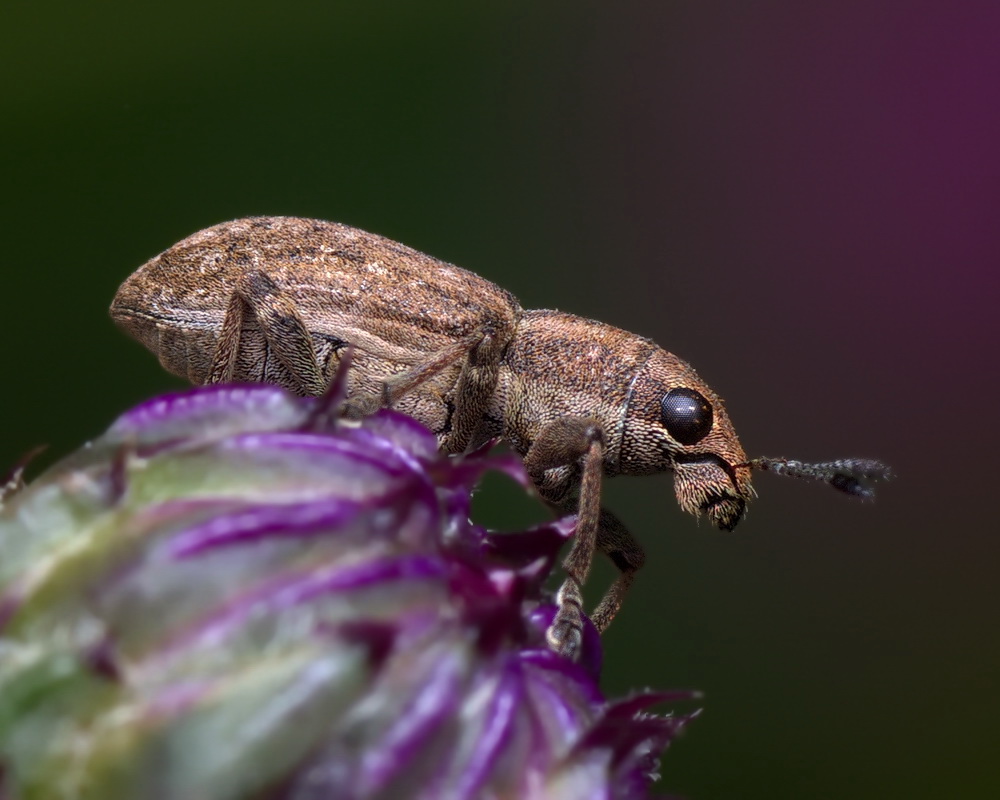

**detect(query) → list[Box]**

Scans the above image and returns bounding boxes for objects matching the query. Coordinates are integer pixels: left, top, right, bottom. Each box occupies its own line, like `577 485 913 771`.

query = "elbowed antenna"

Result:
739 457 893 500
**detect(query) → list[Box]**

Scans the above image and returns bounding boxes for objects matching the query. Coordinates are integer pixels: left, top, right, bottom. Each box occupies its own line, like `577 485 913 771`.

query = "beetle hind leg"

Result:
590 509 645 634
208 270 327 395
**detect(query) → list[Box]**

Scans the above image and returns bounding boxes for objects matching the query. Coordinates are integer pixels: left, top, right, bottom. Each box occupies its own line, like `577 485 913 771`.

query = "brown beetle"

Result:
110 216 890 658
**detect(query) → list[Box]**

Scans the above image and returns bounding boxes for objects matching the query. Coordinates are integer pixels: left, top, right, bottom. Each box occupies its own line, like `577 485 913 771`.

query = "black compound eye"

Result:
661 387 714 445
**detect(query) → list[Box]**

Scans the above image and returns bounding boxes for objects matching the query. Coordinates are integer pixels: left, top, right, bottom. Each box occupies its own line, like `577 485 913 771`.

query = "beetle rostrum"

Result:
110 216 891 660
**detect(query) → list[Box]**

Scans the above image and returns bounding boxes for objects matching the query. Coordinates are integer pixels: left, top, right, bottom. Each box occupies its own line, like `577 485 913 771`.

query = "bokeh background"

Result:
3 2 998 797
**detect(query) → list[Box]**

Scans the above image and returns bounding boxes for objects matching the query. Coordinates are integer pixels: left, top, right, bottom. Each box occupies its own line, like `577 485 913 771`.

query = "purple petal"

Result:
159 555 448 659
578 695 701 779
450 666 520 800
434 451 533 493
348 409 441 461
356 648 464 793
482 517 576 568
166 497 369 557
109 385 303 438
217 432 413 477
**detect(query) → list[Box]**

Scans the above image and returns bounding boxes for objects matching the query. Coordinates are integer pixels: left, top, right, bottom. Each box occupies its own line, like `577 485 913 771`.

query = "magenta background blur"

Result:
2 2 998 797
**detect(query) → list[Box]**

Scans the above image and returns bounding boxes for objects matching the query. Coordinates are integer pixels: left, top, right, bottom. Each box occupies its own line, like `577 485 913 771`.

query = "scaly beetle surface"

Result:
110 216 890 658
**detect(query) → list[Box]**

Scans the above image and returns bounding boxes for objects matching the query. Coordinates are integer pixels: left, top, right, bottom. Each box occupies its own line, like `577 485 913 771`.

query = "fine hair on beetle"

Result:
109 216 892 659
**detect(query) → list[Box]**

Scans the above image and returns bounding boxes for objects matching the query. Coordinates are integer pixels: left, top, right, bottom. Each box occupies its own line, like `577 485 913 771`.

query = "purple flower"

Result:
0 383 696 800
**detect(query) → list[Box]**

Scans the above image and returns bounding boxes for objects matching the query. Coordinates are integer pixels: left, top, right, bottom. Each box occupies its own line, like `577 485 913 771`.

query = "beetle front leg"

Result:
524 416 606 659
209 270 327 395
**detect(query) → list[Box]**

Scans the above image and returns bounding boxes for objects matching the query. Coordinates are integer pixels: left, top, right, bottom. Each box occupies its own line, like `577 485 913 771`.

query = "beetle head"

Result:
619 349 893 529
619 349 752 531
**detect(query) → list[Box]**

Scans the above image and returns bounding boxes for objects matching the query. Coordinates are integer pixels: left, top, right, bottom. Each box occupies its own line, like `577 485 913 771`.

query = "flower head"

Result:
0 382 695 799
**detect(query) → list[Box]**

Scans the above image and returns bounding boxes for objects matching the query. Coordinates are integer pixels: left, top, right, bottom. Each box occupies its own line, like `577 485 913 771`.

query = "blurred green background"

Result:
3 2 998 797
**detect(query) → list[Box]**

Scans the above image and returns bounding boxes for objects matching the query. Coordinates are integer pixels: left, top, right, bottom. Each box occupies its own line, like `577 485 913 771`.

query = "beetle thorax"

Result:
493 310 657 469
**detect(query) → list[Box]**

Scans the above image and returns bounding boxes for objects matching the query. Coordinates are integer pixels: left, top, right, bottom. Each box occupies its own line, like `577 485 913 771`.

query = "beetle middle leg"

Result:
525 417 646 658
343 322 508 454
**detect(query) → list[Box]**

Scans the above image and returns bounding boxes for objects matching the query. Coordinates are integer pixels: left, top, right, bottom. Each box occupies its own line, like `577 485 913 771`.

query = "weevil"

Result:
110 216 891 658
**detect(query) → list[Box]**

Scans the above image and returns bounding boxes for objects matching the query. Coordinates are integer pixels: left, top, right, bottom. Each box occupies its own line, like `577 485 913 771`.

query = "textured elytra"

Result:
111 217 522 441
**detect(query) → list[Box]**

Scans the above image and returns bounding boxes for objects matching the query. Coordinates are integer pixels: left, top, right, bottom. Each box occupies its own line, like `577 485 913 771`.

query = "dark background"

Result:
3 2 998 797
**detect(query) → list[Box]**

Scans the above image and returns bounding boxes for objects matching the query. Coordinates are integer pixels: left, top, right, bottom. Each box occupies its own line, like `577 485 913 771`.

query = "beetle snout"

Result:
673 459 751 531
